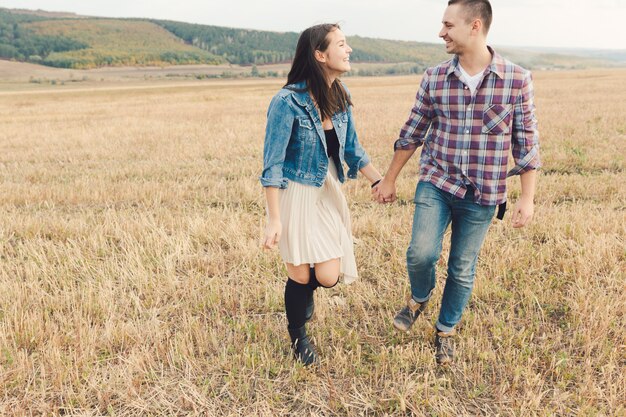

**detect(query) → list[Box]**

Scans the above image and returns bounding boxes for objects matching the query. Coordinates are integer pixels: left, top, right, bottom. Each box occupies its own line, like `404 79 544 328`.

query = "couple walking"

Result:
260 0 540 366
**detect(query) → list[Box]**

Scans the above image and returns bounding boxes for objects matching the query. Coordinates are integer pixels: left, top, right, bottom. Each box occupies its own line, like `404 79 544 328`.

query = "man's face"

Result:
438 4 474 55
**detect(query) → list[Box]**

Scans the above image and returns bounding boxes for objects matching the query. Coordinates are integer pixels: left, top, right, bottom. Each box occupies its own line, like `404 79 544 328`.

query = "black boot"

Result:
288 325 317 366
285 277 317 365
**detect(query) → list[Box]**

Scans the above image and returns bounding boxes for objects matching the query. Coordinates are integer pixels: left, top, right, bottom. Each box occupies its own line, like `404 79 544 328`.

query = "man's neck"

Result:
457 45 492 76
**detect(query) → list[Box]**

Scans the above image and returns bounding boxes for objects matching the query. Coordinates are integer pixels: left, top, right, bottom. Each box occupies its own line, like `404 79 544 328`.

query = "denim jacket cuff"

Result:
259 177 288 189
347 154 370 179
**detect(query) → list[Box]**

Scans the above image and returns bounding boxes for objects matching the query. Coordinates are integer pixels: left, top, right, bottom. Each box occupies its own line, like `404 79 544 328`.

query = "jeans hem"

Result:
411 294 430 304
435 320 455 333
411 289 433 304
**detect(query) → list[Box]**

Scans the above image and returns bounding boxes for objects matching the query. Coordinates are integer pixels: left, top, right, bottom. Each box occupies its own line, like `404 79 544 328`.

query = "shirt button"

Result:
464 86 468 90
465 129 470 134
339 123 342 127
463 151 468 155
467 106 471 111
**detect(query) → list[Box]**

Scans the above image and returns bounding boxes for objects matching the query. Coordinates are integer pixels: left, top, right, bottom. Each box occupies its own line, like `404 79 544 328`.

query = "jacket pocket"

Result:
482 104 512 135
294 116 318 175
296 116 318 143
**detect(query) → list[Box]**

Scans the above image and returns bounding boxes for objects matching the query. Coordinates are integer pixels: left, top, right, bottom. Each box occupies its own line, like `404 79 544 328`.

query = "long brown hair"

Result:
286 24 352 121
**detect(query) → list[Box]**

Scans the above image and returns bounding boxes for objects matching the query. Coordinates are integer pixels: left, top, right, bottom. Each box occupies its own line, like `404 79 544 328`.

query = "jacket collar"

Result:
284 80 314 109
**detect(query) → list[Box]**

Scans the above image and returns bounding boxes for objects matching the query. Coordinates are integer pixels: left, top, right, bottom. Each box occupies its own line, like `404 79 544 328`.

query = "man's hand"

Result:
372 178 397 204
511 197 534 228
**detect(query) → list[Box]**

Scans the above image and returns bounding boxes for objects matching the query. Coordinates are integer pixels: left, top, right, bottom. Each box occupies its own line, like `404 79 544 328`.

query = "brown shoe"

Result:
434 328 456 365
393 296 429 332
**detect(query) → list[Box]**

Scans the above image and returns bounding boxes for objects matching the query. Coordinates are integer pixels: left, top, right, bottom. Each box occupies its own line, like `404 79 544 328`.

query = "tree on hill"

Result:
0 9 88 61
151 20 298 65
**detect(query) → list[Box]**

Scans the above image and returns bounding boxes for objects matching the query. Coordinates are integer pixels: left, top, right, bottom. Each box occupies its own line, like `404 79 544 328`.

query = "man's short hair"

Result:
448 0 493 33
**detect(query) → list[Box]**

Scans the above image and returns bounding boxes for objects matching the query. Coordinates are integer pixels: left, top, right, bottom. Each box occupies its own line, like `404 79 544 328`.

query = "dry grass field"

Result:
0 69 624 416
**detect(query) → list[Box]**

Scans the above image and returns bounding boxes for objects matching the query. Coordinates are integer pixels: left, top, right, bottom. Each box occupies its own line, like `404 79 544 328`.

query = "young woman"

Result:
260 24 383 366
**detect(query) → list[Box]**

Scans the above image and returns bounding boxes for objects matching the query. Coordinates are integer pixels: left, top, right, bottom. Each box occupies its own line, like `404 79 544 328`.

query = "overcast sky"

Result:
1 0 624 50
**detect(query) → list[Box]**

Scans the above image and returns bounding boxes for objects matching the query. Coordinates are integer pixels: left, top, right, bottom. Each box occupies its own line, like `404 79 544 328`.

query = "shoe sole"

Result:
435 353 453 365
393 319 411 332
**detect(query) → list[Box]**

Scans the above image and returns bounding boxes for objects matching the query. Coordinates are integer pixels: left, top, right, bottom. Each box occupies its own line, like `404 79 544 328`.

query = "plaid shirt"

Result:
395 47 541 206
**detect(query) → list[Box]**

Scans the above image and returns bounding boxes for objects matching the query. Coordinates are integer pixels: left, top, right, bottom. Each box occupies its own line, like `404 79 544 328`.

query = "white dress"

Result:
276 159 358 284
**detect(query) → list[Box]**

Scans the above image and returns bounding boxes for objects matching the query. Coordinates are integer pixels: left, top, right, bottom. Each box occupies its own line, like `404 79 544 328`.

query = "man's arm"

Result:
508 70 541 227
511 169 536 228
374 70 434 203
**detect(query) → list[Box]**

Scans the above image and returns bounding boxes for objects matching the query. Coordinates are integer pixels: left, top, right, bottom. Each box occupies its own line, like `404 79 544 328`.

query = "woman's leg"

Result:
284 263 316 365
285 263 311 284
305 258 341 322
282 259 340 366
313 258 341 288
284 263 312 329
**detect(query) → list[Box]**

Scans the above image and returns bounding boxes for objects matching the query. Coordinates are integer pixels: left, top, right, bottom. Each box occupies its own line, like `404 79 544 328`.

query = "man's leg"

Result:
394 182 451 331
435 191 495 363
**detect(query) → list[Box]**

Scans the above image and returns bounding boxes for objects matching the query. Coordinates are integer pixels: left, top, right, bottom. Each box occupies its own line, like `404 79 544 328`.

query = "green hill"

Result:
0 10 223 68
0 8 621 71
348 36 447 64
150 19 448 68
0 9 88 64
25 19 224 68
151 20 298 65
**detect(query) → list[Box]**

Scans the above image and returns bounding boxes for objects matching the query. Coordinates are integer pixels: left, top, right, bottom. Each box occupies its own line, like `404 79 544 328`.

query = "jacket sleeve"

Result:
344 104 371 179
259 95 294 188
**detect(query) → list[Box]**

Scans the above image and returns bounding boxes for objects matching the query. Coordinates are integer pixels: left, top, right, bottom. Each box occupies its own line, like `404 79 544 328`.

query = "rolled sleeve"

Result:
508 70 541 177
259 95 293 188
347 153 371 179
394 70 434 151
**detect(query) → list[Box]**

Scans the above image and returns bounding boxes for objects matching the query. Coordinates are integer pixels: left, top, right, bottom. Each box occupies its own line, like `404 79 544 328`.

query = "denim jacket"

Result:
260 81 370 188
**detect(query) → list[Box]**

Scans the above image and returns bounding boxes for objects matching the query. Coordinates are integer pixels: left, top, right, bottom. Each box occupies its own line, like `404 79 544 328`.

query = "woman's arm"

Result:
260 95 295 189
359 163 383 185
263 186 282 249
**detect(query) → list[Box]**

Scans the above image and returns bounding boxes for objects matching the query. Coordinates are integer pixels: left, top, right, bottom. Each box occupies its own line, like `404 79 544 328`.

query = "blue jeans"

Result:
407 182 495 333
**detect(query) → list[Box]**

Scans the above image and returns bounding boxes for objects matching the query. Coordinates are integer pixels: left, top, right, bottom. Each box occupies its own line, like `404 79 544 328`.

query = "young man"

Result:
373 0 540 364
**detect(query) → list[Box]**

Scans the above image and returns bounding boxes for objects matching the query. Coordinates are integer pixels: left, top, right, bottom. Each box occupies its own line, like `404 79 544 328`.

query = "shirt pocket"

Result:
482 103 512 135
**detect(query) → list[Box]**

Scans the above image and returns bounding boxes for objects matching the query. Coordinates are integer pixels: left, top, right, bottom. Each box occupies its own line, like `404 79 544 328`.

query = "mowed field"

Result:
0 70 624 416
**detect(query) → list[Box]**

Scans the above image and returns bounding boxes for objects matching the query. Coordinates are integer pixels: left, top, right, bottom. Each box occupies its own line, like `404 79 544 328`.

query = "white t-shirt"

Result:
459 64 484 94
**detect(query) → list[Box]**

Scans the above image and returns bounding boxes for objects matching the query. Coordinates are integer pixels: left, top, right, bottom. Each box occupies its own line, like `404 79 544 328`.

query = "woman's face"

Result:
316 29 352 78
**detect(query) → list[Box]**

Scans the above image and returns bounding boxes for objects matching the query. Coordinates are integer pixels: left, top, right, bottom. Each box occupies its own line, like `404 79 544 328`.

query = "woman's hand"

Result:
263 218 282 249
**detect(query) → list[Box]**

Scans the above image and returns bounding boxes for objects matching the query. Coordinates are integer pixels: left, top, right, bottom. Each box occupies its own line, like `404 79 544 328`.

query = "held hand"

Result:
262 218 282 249
374 178 397 204
511 197 534 228
371 182 382 201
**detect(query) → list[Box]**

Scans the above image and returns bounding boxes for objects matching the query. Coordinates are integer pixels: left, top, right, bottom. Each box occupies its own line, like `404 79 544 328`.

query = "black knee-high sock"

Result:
308 267 320 291
284 278 310 329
